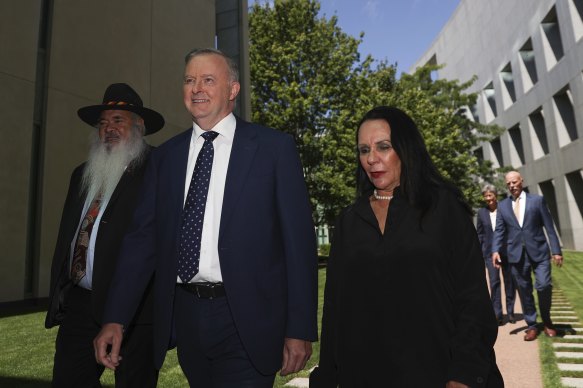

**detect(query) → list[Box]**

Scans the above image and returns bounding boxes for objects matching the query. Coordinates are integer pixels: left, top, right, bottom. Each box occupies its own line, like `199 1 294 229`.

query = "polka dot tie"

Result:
177 131 219 283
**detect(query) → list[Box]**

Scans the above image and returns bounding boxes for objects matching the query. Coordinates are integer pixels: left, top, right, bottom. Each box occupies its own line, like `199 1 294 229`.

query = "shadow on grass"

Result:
0 376 51 387
554 323 579 336
0 377 114 388
0 298 48 318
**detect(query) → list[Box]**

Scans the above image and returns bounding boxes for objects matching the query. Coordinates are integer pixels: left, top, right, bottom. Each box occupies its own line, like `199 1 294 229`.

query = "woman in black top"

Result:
310 106 503 387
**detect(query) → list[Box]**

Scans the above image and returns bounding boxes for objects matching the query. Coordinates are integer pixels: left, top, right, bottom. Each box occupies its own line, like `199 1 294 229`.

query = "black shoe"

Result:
508 314 516 324
497 317 504 326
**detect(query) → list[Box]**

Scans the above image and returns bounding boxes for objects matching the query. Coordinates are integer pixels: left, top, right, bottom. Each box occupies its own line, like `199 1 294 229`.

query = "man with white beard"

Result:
45 83 164 388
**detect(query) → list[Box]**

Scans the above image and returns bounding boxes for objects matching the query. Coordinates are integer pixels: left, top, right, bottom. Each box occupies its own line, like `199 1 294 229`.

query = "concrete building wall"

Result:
413 0 583 250
0 0 249 304
0 2 42 302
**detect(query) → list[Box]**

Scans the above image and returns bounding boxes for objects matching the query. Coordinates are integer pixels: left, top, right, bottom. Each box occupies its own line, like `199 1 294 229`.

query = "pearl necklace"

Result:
373 189 394 201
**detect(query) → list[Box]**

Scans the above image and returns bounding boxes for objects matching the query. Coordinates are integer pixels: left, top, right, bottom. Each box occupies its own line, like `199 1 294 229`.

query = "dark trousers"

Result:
510 250 553 328
484 255 516 318
52 286 158 388
173 285 275 388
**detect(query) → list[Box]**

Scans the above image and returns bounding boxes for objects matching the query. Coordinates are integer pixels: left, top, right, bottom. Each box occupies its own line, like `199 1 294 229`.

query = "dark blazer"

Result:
103 118 318 374
476 207 506 259
493 193 561 264
45 151 153 328
311 188 502 387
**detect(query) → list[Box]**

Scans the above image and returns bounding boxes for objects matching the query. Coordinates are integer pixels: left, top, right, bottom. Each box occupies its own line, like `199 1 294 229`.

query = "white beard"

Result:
81 129 146 202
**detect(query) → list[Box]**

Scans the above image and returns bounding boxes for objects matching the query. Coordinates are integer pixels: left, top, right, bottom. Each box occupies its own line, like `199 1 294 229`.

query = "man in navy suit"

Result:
94 48 318 386
492 171 563 341
476 184 516 326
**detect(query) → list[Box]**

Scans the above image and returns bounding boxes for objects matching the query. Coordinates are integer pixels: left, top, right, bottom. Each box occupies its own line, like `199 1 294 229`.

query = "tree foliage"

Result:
249 0 370 224
249 0 502 225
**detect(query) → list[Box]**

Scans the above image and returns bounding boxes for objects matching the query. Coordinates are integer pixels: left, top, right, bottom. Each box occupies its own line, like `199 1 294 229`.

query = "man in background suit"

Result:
94 48 318 387
492 171 563 341
45 83 164 387
476 184 516 326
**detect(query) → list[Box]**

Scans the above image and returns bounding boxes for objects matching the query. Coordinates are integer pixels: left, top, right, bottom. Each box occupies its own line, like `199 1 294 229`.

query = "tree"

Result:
249 0 503 224
249 0 376 225
364 64 504 207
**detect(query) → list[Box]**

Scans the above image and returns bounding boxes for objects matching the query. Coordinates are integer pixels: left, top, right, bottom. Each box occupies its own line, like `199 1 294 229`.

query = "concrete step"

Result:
562 377 583 388
554 343 583 349
558 363 583 371
555 352 583 359
564 335 583 340
285 377 309 387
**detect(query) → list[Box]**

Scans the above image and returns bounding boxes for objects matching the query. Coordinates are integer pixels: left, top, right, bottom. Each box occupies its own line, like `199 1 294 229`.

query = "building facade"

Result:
414 0 583 250
0 0 250 304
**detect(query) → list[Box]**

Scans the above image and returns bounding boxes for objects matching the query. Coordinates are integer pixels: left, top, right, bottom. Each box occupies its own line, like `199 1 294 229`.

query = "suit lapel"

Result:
522 193 533 227
169 129 194 218
103 170 132 216
101 147 151 219
219 120 258 237
483 208 492 230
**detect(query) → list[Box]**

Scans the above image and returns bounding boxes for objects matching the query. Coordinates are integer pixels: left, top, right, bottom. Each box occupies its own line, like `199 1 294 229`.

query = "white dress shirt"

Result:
178 113 236 283
69 195 111 290
489 209 497 232
513 190 526 227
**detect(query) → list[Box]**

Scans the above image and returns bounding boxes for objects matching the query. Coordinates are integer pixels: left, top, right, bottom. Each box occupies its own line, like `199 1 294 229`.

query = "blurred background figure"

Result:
492 171 563 341
476 184 517 326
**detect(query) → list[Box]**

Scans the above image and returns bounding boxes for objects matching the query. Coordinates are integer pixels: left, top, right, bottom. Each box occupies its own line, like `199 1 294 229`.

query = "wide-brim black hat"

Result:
77 83 164 135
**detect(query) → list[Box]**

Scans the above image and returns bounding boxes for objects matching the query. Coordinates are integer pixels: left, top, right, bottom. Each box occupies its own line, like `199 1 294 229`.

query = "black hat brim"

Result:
77 104 164 135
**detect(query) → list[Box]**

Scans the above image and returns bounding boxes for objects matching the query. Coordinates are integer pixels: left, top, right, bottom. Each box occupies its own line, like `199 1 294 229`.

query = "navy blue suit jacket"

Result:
492 193 561 264
476 207 506 259
103 118 318 374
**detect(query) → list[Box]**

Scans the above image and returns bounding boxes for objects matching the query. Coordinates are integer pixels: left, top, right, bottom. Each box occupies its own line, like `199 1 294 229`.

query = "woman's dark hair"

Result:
356 106 472 216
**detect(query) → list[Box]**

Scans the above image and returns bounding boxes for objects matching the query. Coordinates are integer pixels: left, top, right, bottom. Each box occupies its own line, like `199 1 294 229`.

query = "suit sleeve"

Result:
102 151 159 326
274 134 318 342
539 196 562 255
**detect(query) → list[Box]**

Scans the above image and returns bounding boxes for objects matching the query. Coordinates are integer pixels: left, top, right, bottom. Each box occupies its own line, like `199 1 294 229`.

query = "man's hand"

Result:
446 381 469 388
552 254 563 267
93 323 124 370
492 252 501 269
280 338 312 376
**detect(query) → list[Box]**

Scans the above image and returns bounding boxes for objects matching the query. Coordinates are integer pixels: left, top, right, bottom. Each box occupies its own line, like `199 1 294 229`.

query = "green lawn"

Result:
6 252 581 387
0 269 326 387
539 250 583 388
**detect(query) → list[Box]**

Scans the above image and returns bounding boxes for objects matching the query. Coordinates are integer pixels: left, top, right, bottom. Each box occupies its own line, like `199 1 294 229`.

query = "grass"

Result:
7 252 582 387
539 250 583 388
0 269 326 387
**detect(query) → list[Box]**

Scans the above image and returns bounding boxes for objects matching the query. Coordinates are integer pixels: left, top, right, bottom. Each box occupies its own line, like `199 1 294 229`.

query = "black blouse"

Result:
310 188 503 387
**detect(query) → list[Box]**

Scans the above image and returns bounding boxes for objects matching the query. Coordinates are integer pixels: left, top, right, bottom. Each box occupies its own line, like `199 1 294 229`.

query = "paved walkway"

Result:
494 300 543 387
286 287 583 387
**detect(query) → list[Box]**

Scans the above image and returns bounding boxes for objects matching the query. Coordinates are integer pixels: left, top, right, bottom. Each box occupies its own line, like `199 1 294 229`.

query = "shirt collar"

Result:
513 190 526 202
191 113 236 143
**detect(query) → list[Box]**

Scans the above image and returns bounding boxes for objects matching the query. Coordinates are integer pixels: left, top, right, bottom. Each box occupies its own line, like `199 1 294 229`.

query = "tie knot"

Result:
201 131 219 142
